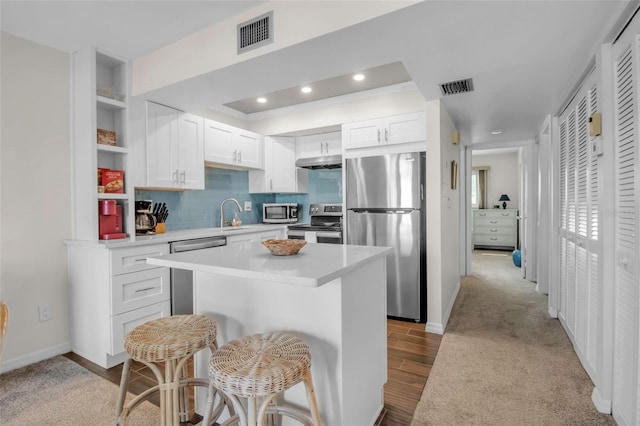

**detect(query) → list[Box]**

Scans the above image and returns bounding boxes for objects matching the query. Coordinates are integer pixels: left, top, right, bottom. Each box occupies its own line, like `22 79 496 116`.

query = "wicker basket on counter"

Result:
262 239 307 256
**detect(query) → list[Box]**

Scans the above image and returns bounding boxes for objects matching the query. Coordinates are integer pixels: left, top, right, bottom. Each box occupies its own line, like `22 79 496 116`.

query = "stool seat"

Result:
205 332 322 426
125 314 217 362
209 332 310 397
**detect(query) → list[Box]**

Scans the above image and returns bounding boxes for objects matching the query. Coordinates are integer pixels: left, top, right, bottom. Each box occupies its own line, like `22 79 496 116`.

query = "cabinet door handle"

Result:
238 150 242 163
490 220 498 224
490 237 498 241
320 142 324 154
232 150 237 162
377 129 381 143
270 179 273 190
180 170 186 184
134 257 147 263
490 229 498 232
385 128 389 143
479 213 487 216
172 170 179 183
135 286 156 293
324 142 328 153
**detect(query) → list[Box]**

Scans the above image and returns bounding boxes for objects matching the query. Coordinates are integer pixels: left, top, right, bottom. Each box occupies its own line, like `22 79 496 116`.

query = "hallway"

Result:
410 250 614 425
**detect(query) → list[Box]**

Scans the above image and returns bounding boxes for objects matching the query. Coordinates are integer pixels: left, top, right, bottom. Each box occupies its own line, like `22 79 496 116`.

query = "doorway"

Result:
464 143 538 283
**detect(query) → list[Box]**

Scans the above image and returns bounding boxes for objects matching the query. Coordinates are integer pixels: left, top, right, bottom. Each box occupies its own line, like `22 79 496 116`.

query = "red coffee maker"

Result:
99 200 127 240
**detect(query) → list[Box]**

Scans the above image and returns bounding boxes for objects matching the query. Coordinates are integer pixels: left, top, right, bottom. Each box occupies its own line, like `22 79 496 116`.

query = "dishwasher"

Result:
170 236 227 315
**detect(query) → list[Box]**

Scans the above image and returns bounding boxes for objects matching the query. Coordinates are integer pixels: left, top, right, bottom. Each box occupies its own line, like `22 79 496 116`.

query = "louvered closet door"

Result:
611 31 640 426
556 69 602 384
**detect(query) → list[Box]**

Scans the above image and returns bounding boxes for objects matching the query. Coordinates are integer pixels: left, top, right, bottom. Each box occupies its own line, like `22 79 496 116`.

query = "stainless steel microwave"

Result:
263 203 298 223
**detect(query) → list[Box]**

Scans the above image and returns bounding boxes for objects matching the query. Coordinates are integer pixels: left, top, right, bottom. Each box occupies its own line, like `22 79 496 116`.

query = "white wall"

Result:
248 86 427 136
472 151 520 210
0 33 72 369
425 100 460 334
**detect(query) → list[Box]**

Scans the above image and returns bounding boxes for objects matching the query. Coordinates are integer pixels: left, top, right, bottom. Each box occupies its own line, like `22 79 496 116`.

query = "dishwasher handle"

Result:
170 237 227 253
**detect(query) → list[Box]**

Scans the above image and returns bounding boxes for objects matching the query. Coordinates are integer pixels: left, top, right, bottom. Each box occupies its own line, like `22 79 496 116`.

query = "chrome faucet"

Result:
220 197 243 228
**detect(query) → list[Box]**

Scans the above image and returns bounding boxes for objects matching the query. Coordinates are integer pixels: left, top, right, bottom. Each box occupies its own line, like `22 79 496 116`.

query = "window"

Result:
471 167 488 209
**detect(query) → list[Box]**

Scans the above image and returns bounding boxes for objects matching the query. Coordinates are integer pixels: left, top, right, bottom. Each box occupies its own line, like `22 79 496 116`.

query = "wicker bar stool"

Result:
115 314 231 425
204 332 322 426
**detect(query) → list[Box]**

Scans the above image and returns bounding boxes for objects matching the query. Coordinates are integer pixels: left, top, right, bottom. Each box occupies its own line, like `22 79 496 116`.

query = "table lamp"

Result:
499 194 510 209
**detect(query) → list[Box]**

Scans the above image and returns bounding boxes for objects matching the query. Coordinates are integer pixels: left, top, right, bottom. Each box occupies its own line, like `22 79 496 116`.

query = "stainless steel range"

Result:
287 203 343 244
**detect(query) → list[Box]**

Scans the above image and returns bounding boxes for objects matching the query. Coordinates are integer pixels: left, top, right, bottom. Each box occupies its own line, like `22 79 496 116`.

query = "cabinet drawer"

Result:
474 225 514 237
474 234 515 247
111 268 170 315
474 218 515 227
111 243 169 275
110 300 171 356
473 210 517 219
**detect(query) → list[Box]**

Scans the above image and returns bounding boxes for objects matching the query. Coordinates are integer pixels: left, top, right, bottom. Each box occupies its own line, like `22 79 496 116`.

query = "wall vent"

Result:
237 11 274 54
439 78 474 96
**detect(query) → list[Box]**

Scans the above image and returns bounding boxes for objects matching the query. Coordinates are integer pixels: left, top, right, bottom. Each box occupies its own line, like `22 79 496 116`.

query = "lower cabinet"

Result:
227 229 286 245
472 209 518 250
67 242 171 368
110 300 170 355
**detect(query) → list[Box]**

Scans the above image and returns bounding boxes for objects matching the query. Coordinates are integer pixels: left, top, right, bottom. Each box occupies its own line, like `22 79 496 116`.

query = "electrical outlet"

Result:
244 201 252 212
38 304 52 322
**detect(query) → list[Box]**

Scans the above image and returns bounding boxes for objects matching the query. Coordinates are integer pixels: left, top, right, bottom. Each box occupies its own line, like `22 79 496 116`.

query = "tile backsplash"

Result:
136 167 342 231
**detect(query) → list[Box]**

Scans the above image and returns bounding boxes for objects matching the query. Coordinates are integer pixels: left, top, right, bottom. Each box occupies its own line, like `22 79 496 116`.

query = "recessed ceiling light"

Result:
353 73 365 81
257 97 267 103
491 129 503 135
301 86 312 94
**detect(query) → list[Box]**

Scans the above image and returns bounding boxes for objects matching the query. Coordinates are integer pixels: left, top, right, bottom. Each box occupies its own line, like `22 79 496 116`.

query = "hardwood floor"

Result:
65 318 442 425
380 319 442 426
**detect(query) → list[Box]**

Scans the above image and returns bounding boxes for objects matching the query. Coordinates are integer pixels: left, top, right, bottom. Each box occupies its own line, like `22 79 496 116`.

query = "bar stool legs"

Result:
114 315 231 426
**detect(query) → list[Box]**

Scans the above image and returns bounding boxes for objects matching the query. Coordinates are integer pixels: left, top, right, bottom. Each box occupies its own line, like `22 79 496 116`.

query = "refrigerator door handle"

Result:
420 184 424 201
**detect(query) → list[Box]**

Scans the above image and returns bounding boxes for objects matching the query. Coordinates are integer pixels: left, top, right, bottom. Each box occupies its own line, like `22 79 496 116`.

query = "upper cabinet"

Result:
145 102 204 190
342 112 426 150
71 47 134 241
204 119 263 170
249 136 307 193
296 131 342 159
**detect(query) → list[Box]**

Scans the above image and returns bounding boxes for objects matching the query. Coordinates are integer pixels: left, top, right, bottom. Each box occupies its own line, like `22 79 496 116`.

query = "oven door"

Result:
288 229 342 244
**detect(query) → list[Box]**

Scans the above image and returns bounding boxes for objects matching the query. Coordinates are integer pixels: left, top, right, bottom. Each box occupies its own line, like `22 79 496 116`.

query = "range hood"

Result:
295 154 342 169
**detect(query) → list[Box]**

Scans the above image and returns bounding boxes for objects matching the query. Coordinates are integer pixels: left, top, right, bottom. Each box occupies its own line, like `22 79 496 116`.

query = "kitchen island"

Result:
146 241 392 426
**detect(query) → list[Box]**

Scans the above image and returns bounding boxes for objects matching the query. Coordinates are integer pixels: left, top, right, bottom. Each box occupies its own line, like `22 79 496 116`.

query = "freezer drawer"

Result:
347 209 422 320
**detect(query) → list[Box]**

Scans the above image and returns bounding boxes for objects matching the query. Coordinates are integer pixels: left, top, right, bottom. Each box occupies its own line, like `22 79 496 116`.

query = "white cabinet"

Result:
145 102 204 190
472 209 518 249
249 136 307 193
71 47 134 240
342 112 426 150
68 242 171 368
227 228 287 245
296 131 342 158
204 119 263 169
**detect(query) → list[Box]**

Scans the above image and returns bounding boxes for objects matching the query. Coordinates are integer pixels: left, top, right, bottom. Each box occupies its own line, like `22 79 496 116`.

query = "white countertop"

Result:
64 223 288 248
146 241 392 287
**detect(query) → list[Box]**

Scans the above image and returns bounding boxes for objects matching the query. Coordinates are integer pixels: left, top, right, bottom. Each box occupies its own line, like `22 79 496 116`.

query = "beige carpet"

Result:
0 355 158 425
411 250 615 425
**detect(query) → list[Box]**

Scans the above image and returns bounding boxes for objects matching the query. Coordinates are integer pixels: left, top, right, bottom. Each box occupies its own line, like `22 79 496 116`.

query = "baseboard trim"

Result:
0 341 71 374
426 322 444 334
426 279 461 336
548 306 558 318
592 387 612 414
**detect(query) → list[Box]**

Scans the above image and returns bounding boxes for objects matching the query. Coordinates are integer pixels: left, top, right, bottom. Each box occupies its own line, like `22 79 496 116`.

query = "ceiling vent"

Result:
439 78 474 96
237 11 274 54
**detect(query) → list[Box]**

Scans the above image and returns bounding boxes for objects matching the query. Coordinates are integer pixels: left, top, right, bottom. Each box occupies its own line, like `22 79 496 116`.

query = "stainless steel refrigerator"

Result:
346 152 426 322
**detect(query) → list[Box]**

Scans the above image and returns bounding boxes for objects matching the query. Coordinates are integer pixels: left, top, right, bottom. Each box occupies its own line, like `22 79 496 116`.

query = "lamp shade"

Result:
499 194 510 201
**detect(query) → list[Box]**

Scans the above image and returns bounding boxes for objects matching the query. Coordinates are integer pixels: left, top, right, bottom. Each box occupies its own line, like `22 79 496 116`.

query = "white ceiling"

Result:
1 1 633 145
